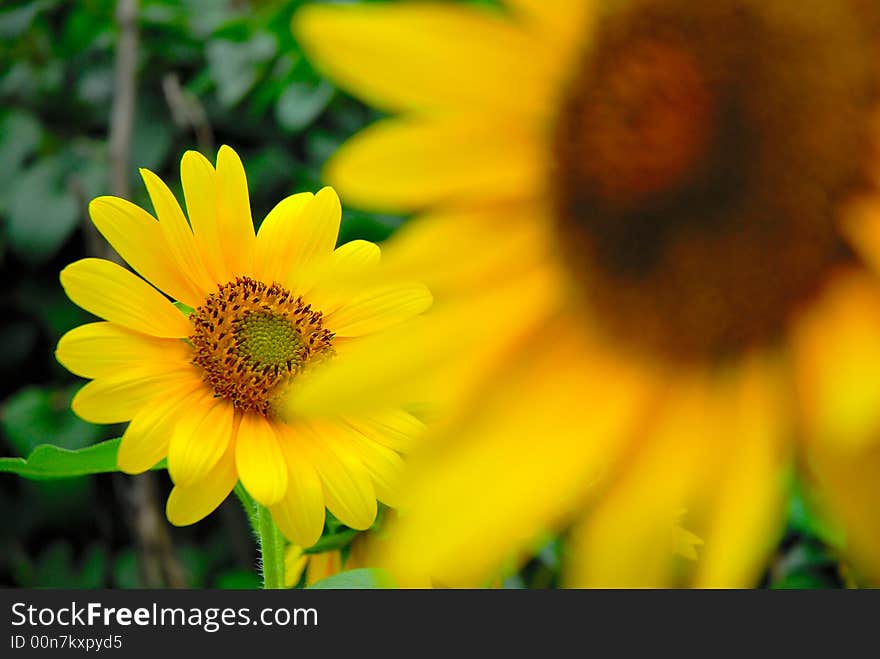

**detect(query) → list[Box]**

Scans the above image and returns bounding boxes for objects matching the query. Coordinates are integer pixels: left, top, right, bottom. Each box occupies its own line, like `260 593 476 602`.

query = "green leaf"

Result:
7 158 79 263
0 438 165 480
207 33 277 107
304 528 358 554
307 568 394 590
275 81 334 132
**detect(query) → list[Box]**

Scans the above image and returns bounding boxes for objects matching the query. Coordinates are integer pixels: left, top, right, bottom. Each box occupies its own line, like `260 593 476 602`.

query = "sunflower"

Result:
293 0 880 586
55 145 431 548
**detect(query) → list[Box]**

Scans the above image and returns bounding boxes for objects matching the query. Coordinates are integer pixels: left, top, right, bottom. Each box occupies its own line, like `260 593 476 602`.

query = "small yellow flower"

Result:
56 145 431 546
294 0 880 585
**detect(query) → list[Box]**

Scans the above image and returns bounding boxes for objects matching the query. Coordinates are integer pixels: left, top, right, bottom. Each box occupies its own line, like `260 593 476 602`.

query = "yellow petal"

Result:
214 145 256 276
324 116 545 213
330 240 380 270
692 355 791 588
378 315 657 587
180 150 226 283
118 385 208 474
504 0 596 65
88 196 203 307
325 422 405 508
342 410 424 455
805 433 880 585
296 239 383 315
283 265 561 418
56 322 190 380
270 423 326 548
567 358 790 589
305 551 343 586
139 168 216 304
793 269 880 454
60 258 192 338
235 414 288 506
293 2 557 116
253 192 314 284
565 375 719 588
325 282 432 337
284 187 343 293
284 545 309 587
71 366 201 424
167 397 235 487
166 440 237 526
379 203 551 300
304 421 377 530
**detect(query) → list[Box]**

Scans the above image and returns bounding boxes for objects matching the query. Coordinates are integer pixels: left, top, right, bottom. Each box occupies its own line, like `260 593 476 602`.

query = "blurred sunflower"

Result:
55 145 430 547
293 0 880 586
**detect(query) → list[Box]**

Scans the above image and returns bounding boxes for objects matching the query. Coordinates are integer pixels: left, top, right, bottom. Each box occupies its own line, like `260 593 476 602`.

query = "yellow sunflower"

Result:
293 0 880 586
55 145 431 548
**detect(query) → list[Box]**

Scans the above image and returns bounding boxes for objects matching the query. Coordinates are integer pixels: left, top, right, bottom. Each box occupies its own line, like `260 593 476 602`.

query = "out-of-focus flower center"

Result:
553 0 880 362
190 276 334 415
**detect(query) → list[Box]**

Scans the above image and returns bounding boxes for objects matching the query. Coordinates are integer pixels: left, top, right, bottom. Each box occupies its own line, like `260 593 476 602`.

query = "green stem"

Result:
257 504 287 589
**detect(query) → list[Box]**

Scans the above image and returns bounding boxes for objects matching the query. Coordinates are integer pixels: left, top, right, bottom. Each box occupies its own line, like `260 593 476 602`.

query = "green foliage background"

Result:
0 0 846 588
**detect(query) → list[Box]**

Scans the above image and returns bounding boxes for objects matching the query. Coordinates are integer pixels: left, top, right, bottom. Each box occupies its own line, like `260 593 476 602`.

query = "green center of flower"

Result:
190 277 334 415
553 0 879 362
236 312 305 369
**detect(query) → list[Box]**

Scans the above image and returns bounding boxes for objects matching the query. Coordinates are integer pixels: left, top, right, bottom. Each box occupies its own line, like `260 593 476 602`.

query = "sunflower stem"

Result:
256 504 286 589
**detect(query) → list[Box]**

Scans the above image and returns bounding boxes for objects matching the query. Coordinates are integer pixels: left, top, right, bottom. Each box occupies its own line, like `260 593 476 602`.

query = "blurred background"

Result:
0 0 846 588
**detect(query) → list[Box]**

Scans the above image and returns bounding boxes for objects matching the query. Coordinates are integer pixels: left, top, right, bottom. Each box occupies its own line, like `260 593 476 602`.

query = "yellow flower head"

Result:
294 0 880 585
56 145 431 546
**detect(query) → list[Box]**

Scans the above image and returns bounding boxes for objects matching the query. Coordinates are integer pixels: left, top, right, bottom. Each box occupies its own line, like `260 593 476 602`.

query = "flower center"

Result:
190 277 334 415
552 0 880 362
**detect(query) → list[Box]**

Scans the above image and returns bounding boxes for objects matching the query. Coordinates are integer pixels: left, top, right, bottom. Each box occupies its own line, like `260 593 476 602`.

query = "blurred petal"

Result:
379 203 551 299
504 0 596 63
60 259 192 338
793 269 880 454
692 355 791 588
283 265 562 418
566 375 719 588
294 2 557 115
805 435 880 585
326 282 432 337
342 410 425 455
324 116 545 213
379 315 657 586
